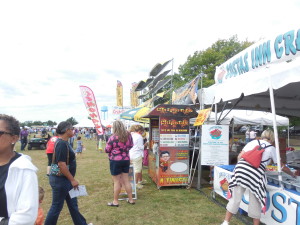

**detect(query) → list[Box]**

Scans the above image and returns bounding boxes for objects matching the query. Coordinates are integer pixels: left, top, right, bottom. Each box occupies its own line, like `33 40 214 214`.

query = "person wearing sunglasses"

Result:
0 114 39 225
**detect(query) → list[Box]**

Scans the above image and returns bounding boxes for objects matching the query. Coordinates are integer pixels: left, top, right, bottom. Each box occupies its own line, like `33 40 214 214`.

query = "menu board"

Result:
201 125 229 166
160 134 189 147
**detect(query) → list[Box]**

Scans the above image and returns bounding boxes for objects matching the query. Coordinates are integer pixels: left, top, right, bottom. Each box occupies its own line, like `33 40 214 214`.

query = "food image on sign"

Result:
170 162 188 173
209 127 222 139
220 178 229 198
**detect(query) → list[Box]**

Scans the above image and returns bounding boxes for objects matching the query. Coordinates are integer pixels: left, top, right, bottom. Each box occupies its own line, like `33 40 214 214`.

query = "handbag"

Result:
49 140 70 176
242 139 272 168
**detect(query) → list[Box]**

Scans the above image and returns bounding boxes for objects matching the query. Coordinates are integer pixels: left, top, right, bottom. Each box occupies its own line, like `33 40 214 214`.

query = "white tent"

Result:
74 119 95 128
204 109 289 126
201 27 300 188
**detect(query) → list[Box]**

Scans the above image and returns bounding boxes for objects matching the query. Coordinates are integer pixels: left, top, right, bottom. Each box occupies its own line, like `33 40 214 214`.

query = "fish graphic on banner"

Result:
79 86 104 135
116 80 123 107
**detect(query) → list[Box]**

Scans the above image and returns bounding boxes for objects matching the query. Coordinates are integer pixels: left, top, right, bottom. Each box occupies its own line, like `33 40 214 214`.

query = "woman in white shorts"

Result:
221 129 295 225
129 125 144 189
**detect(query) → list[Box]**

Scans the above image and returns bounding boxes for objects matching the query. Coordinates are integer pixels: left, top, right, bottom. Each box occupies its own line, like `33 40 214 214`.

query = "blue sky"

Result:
0 0 299 124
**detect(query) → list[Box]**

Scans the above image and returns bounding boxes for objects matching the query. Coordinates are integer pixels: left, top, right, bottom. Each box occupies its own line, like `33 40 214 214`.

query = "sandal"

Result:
127 200 135 205
107 202 119 207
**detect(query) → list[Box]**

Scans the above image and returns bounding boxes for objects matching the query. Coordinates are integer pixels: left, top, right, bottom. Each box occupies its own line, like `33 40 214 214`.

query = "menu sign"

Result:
201 125 229 166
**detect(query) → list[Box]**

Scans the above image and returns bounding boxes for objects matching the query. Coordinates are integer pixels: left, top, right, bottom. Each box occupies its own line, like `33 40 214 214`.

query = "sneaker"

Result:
139 180 147 185
136 184 143 189
220 221 229 225
88 223 93 225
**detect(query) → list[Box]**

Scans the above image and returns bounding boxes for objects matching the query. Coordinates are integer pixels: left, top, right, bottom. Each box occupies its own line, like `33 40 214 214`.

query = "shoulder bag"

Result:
49 140 70 176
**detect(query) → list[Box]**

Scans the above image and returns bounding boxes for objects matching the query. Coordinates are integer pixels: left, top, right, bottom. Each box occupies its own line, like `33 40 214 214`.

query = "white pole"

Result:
288 125 290 147
267 67 283 188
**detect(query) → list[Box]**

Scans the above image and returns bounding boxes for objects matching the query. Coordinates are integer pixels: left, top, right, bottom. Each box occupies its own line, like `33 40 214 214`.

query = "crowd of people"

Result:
0 114 150 224
2 112 296 225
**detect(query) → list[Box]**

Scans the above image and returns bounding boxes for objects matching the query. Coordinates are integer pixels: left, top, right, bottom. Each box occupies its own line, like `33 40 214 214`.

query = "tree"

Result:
173 35 253 90
46 120 57 126
66 117 78 126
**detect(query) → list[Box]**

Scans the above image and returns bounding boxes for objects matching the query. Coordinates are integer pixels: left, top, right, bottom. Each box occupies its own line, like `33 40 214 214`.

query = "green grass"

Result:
16 135 246 225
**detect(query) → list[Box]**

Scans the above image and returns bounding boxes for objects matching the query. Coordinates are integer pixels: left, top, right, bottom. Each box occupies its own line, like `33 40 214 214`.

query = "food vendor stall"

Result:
201 27 300 224
143 104 198 189
214 165 300 225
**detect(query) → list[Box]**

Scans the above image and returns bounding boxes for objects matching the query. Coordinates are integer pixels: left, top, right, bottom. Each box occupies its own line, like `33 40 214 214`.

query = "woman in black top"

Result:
45 121 92 225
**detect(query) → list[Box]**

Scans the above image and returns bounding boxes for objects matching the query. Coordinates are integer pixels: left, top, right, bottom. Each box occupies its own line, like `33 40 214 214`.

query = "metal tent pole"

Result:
268 67 283 188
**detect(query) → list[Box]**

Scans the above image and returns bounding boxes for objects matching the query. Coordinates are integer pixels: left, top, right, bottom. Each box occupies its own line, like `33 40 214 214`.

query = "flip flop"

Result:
127 200 135 205
107 202 119 207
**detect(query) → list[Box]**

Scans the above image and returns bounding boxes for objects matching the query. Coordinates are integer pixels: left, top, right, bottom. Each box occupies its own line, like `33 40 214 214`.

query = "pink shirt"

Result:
105 134 133 161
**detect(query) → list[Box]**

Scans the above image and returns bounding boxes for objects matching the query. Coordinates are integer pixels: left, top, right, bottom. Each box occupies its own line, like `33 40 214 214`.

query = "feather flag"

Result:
116 80 123 107
79 86 104 135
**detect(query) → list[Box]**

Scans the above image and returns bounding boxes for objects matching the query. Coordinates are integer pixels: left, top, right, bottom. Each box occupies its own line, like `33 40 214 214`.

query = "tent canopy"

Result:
195 109 289 126
202 28 300 117
74 119 95 128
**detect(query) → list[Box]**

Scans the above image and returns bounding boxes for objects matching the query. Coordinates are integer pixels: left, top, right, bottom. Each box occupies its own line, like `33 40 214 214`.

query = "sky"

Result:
0 0 299 125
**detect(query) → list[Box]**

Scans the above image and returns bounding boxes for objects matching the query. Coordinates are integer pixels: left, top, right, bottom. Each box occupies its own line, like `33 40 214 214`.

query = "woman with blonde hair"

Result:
105 120 134 206
221 129 295 225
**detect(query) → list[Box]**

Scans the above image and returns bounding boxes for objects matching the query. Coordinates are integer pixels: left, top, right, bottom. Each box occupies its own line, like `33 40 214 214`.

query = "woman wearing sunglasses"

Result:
0 114 38 225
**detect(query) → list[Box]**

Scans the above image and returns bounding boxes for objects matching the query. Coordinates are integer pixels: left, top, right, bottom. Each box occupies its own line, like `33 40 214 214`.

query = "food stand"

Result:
201 27 300 224
143 104 198 189
214 165 300 225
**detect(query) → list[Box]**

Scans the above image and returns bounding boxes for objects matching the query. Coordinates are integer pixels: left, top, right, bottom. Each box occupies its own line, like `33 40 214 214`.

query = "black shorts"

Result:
47 153 53 166
109 160 130 176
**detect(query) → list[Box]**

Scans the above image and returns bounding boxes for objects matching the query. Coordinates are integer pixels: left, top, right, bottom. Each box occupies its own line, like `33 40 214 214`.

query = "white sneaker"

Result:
88 223 93 225
136 184 143 189
220 221 229 225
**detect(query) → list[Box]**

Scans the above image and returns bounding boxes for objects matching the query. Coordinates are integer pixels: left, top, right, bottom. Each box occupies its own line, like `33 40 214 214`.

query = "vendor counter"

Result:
214 165 300 225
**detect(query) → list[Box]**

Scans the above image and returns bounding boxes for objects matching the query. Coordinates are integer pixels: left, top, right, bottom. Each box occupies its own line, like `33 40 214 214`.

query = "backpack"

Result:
242 139 272 168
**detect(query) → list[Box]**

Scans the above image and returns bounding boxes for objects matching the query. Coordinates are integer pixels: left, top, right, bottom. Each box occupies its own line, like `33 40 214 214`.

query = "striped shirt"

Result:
228 139 277 208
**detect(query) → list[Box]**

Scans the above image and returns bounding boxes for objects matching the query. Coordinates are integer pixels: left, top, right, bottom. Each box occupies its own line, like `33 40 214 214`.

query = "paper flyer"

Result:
69 185 88 198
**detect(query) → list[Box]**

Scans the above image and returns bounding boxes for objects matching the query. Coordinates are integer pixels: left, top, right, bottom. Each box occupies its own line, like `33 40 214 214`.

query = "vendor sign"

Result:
79 86 104 135
201 125 229 165
215 28 300 84
194 108 212 126
214 166 300 225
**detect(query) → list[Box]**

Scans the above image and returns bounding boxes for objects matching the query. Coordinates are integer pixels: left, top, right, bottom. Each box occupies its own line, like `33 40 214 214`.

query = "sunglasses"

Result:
0 131 14 137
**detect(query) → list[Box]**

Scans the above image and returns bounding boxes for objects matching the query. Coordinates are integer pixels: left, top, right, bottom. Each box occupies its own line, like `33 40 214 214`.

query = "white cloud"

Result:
0 0 299 123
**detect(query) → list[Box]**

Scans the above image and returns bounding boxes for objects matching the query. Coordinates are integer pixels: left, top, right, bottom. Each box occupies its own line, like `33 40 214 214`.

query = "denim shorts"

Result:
109 160 130 175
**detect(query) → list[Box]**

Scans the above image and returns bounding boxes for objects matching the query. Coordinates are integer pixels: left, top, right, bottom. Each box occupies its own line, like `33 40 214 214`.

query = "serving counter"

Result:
214 165 300 225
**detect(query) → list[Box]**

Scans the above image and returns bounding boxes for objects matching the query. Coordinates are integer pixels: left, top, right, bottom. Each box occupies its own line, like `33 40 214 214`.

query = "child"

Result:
35 186 45 225
75 136 84 157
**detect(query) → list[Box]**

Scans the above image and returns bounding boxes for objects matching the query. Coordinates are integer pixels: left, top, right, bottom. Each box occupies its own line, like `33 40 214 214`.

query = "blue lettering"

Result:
296 29 300 51
255 45 263 67
272 192 287 223
262 41 271 64
289 197 300 225
251 49 256 69
233 59 239 75
274 35 284 59
242 195 249 204
283 30 297 55
244 53 249 72
225 64 231 79
238 56 244 74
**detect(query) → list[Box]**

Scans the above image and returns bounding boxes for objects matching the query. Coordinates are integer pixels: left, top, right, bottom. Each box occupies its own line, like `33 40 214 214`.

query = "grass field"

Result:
18 134 300 225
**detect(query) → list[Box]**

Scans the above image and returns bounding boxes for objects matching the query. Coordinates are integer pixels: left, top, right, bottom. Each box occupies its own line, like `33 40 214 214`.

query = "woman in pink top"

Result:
105 120 134 206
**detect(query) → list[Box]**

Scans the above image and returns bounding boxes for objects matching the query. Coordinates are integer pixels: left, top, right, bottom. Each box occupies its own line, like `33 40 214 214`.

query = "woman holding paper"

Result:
45 121 92 225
